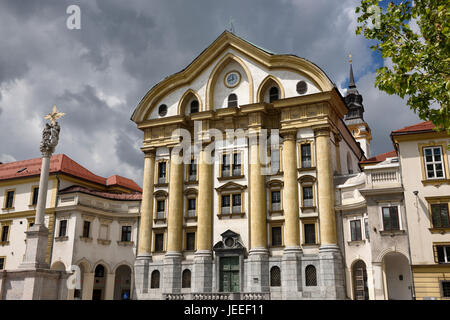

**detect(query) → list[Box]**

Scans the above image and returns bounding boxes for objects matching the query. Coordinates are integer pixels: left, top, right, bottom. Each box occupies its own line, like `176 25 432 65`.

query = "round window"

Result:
224 237 234 247
296 81 308 95
158 104 168 117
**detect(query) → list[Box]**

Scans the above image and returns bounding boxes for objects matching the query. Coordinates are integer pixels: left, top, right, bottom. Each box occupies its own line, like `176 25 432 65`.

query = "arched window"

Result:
228 94 238 108
182 269 191 288
347 152 353 174
151 270 160 289
269 87 279 103
352 260 368 300
270 266 281 287
190 100 199 114
95 265 105 278
305 265 317 286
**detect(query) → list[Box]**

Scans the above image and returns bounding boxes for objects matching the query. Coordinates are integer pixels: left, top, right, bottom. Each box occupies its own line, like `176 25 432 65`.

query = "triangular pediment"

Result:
215 181 247 192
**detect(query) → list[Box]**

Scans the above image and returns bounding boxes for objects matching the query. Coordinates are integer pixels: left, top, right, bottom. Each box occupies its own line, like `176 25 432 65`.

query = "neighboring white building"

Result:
0 154 142 300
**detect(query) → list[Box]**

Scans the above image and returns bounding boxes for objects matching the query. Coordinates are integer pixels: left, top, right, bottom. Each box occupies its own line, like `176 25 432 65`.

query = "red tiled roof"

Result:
107 175 142 193
59 185 142 200
0 154 141 192
360 150 397 164
391 121 436 135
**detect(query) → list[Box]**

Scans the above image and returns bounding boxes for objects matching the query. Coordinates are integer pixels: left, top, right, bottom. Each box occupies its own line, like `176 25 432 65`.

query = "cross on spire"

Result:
44 105 65 126
229 17 235 34
348 53 356 89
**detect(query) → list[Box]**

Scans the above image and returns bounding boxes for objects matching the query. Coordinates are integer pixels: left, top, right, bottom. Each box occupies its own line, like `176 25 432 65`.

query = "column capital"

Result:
313 125 331 137
333 132 342 142
280 129 297 141
142 149 156 158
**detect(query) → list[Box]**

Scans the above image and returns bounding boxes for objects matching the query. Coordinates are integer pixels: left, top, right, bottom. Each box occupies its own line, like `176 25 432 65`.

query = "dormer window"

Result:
269 87 279 103
190 100 199 114
228 94 238 108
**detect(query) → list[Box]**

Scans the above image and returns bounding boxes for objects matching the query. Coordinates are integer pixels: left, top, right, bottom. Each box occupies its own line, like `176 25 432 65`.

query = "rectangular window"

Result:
59 220 67 237
232 194 241 213
431 204 450 228
82 221 90 238
221 195 231 213
424 147 445 179
442 281 450 298
272 226 282 246
436 245 450 263
154 233 164 252
186 232 195 251
156 200 165 219
350 220 362 241
382 207 400 231
187 198 196 217
271 191 281 211
5 190 14 208
32 187 39 205
158 162 167 183
304 224 316 244
233 153 241 176
121 226 132 242
0 257 4 270
1 225 9 242
364 218 370 240
188 161 197 182
222 154 231 177
271 148 280 174
303 186 313 207
301 144 312 168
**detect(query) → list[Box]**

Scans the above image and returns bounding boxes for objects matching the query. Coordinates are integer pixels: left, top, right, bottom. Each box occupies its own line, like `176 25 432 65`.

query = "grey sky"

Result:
0 0 420 185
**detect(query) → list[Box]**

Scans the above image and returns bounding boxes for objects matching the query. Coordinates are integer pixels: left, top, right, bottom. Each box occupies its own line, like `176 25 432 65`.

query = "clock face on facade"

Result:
225 71 241 88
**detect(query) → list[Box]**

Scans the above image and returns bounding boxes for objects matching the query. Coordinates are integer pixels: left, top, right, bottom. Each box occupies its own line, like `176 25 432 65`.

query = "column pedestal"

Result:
20 225 50 269
281 246 303 299
247 248 269 293
318 244 345 299
192 250 213 293
134 255 152 297
163 252 182 293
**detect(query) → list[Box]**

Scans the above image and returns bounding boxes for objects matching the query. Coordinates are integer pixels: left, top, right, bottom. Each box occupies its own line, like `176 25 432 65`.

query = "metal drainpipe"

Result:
396 143 416 300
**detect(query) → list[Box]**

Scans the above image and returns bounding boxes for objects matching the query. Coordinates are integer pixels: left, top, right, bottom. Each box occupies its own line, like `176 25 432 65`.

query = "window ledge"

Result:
184 181 198 185
117 241 134 247
301 206 316 211
217 175 245 181
380 230 405 236
421 179 450 186
429 228 450 234
154 217 167 223
184 216 197 222
55 236 68 242
155 183 168 188
217 212 245 219
347 240 366 246
298 167 316 172
79 236 93 243
0 241 9 246
269 245 285 249
269 210 284 216
302 243 319 247
97 239 111 245
2 207 14 211
152 250 166 254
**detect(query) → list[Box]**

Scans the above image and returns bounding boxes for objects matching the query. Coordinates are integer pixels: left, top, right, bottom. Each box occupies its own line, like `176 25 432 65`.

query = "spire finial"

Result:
229 17 235 33
348 53 356 88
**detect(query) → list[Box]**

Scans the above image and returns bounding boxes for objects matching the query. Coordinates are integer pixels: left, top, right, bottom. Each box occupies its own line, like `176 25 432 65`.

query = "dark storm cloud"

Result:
0 0 418 185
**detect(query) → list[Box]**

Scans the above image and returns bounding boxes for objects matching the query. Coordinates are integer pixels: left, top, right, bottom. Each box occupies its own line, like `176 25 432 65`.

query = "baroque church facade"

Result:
131 31 368 300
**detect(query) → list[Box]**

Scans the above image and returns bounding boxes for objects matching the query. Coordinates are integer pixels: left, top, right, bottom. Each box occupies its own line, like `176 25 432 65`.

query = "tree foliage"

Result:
356 0 450 132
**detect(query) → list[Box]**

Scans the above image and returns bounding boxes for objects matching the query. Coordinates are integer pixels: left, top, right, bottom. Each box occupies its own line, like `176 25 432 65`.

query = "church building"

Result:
131 31 368 300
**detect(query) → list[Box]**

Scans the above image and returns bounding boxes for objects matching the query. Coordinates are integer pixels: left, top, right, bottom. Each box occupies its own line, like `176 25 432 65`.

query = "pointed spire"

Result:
348 53 356 88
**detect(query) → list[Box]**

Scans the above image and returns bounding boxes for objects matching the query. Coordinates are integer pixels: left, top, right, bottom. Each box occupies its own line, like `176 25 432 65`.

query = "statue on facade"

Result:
40 105 64 157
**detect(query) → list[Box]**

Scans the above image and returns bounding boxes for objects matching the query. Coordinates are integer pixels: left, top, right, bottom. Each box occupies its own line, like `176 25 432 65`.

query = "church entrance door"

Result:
219 256 239 292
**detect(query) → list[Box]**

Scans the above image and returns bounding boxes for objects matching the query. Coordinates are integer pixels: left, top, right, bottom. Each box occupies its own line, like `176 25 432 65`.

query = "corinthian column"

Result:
164 147 184 293
314 126 345 299
281 130 302 299
193 146 213 292
247 133 269 293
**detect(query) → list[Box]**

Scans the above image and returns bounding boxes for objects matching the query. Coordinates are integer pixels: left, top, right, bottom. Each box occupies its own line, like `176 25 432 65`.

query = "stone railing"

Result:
164 292 270 300
165 293 185 300
193 293 231 300
242 292 271 300
366 169 401 187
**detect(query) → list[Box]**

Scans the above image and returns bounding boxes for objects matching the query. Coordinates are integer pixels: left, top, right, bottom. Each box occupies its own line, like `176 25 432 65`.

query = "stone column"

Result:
281 130 302 299
334 133 342 175
134 150 155 297
82 272 95 300
164 148 184 293
247 133 269 293
193 147 213 292
314 126 345 299
372 262 386 300
21 121 61 270
104 273 115 300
